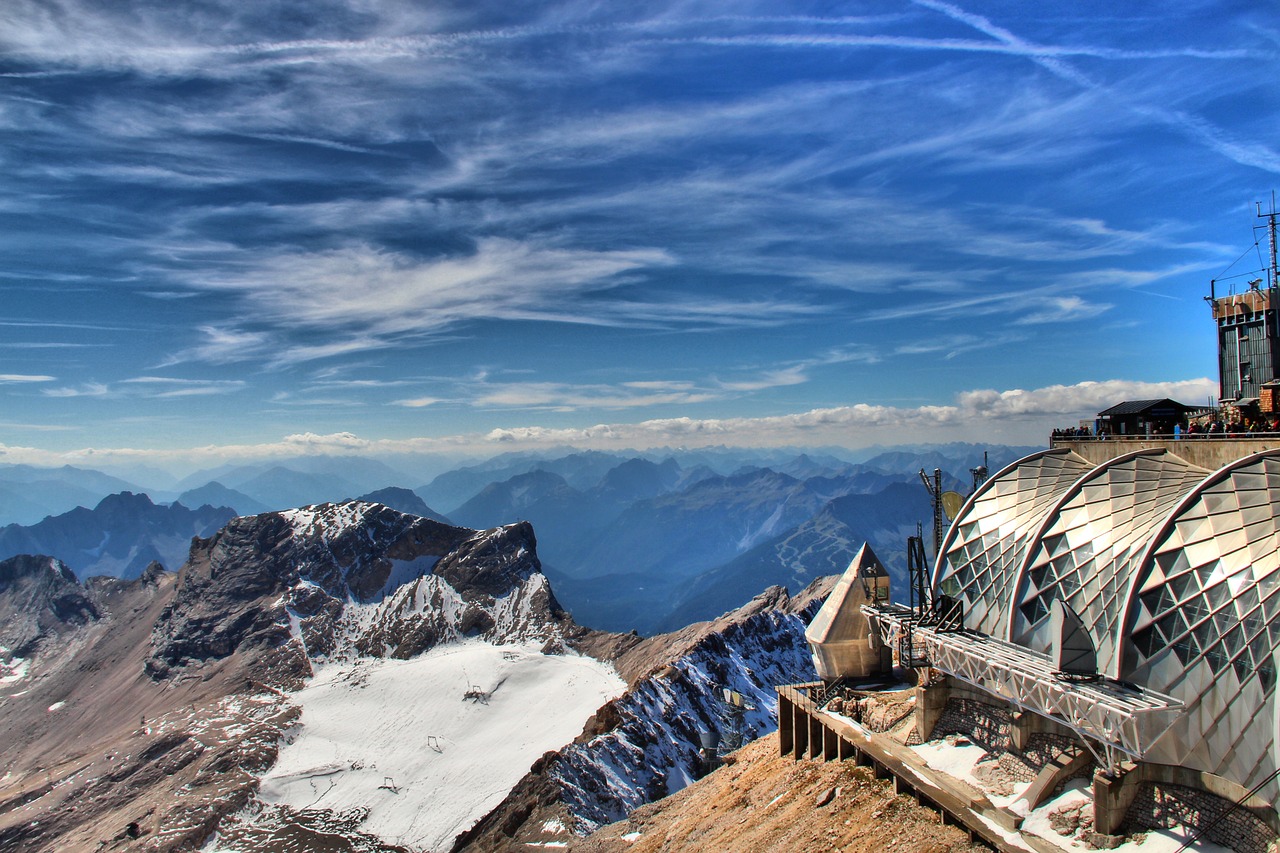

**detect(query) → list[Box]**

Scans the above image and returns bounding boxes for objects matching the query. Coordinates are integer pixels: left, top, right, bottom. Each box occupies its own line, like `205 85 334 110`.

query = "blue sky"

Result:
1 0 1276 472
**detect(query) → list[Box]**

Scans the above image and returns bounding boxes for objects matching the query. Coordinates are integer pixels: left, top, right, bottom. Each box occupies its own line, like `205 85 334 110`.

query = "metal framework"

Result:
865 605 1183 774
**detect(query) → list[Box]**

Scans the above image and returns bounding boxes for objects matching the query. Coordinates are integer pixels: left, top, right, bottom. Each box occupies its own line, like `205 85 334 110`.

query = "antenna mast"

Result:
919 467 943 558
1258 194 1278 291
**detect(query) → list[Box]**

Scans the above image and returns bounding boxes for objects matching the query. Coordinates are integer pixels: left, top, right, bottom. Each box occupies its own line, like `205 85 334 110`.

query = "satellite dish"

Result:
941 491 964 520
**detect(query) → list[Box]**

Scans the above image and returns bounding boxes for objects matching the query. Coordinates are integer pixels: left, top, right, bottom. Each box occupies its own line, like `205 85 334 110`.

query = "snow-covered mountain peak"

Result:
146 500 569 680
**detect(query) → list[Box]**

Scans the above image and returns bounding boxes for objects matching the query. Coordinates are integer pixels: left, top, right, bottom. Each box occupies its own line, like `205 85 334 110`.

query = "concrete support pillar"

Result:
915 676 950 742
838 737 854 761
1010 710 1035 751
1092 762 1142 837
808 716 823 759
823 725 838 761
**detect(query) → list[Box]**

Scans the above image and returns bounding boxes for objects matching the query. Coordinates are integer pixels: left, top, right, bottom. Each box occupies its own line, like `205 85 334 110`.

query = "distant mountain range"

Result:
416 444 1030 633
0 443 1035 631
0 492 236 580
0 464 143 526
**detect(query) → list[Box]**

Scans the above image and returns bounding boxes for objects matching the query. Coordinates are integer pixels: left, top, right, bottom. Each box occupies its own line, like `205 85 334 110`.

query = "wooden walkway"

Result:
777 683 1061 853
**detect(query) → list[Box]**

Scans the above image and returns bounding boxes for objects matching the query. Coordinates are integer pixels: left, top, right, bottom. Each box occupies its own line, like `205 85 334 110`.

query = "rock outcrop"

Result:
0 554 100 659
146 502 569 678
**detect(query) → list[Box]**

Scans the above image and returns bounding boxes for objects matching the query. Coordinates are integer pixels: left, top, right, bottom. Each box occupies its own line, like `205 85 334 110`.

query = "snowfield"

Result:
257 641 625 852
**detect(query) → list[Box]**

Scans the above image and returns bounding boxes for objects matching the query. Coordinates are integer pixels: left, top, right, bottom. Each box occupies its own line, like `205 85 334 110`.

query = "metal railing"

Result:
1052 431 1280 441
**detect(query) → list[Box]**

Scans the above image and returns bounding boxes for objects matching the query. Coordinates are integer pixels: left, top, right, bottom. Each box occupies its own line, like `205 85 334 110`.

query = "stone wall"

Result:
931 698 1094 786
1125 781 1277 853
931 697 1011 756
996 732 1085 786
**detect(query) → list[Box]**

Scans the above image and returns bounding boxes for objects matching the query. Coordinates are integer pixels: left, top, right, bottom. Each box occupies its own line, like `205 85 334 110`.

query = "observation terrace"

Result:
1050 434 1280 469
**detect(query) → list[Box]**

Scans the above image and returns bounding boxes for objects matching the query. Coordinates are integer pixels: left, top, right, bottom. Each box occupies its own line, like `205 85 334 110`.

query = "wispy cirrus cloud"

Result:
394 361 838 413
43 377 245 399
42 382 111 398
866 284 1113 326
393 396 443 409
913 0 1280 174
469 380 718 411
160 238 826 366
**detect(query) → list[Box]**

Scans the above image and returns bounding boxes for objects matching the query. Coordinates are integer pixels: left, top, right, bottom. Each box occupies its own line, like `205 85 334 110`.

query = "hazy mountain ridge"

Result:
0 444 1030 529
412 443 1035 633
655 480 930 632
0 464 144 526
176 481 270 517
0 444 1034 636
357 486 451 523
0 492 236 581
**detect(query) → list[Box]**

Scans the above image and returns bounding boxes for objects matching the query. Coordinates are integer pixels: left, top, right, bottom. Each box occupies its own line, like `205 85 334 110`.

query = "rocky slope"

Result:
0 558 279 853
454 579 835 851
564 733 987 853
0 500 586 853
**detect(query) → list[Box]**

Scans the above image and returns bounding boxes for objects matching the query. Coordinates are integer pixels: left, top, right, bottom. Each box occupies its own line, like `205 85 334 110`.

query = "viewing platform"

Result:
1049 435 1280 469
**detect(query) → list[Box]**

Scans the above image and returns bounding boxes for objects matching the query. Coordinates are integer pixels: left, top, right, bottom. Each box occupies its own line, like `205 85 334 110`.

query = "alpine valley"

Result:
0 444 1025 852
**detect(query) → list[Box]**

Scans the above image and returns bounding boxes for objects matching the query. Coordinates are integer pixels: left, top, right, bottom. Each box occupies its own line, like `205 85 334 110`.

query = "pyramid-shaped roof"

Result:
805 542 887 645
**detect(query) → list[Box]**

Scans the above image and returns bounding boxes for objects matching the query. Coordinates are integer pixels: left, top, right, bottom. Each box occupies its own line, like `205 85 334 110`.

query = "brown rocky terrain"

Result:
0 560 299 852
0 503 608 852
566 733 987 852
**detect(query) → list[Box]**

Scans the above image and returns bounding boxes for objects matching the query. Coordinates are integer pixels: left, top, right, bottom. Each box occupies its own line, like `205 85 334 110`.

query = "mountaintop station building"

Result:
781 244 1280 849
787 440 1280 851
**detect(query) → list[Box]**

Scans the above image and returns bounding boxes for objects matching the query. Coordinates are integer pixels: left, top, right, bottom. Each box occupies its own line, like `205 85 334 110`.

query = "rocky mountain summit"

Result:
146 500 572 678
0 500 587 853
0 496 838 853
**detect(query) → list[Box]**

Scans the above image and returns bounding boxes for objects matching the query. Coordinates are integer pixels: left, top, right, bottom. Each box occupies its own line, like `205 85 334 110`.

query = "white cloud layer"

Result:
0 377 1217 475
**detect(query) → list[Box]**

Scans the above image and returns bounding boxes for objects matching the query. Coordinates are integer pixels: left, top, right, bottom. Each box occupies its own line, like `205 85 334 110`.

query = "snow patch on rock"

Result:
259 641 624 851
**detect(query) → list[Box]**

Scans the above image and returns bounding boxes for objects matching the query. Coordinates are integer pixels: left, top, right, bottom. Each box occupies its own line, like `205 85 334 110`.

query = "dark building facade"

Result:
1210 281 1280 404
1096 398 1194 436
